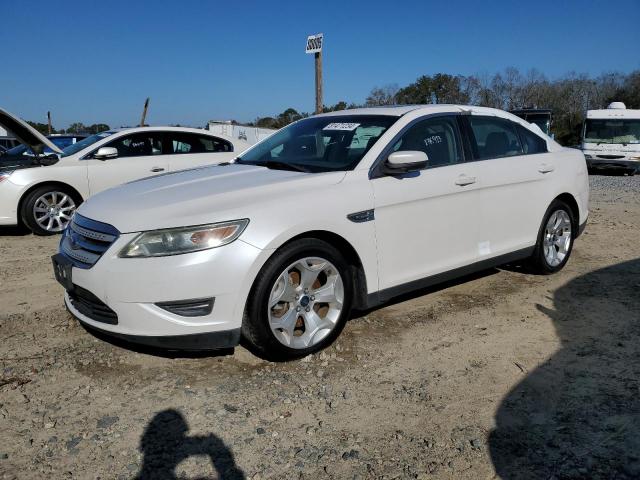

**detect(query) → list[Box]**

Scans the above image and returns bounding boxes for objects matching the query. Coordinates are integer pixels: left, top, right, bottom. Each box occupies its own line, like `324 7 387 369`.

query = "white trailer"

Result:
207 121 275 146
582 102 640 174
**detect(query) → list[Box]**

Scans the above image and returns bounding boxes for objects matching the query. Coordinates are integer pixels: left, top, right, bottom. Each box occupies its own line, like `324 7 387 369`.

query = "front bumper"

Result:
586 158 639 171
0 176 21 225
70 304 241 350
60 234 266 349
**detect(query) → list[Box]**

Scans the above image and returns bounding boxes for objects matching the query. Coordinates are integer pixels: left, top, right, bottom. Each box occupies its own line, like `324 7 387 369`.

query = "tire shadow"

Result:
489 258 640 479
0 225 30 236
135 409 245 479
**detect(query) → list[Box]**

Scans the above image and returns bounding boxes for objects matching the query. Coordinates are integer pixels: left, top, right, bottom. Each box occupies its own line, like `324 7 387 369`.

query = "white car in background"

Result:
0 108 249 234
53 105 589 360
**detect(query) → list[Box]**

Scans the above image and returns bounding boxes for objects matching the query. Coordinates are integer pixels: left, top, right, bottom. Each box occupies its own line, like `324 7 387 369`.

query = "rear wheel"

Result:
528 200 575 274
242 239 353 360
21 186 78 235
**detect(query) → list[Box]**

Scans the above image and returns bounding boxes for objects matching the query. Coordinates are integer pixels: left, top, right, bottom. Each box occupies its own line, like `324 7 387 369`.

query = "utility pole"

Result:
47 111 52 135
315 51 323 115
305 33 324 114
140 97 150 127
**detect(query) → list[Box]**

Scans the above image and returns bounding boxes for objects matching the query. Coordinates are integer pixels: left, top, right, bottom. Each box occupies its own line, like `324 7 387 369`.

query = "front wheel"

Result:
527 200 575 274
21 186 78 235
242 239 353 360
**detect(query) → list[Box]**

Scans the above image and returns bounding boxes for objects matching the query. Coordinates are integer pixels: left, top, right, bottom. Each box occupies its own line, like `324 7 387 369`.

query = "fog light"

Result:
156 297 214 317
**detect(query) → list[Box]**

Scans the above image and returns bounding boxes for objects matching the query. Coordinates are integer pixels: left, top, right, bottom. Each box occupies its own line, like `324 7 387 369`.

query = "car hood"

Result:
0 108 63 155
79 163 347 233
0 152 59 172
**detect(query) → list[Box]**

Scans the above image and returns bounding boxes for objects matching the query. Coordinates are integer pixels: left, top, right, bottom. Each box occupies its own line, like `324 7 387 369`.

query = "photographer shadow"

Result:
489 258 640 479
136 409 245 480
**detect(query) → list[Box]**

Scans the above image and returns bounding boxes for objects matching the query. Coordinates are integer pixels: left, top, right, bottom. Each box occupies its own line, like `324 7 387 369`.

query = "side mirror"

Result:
383 151 428 175
94 147 118 160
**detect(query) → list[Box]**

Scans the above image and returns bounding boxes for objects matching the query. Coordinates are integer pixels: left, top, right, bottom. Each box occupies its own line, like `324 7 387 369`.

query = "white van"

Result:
582 102 640 175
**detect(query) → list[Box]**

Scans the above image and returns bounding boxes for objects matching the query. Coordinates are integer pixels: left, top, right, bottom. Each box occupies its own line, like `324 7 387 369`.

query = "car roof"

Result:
315 104 530 121
93 126 245 147
106 126 222 134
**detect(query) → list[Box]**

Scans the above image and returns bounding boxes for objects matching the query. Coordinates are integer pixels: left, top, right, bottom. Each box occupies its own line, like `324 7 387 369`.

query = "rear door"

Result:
463 115 554 257
371 114 482 291
86 131 168 195
164 132 237 171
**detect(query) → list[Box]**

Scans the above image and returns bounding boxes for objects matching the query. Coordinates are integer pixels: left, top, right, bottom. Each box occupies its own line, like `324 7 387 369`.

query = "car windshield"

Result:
236 115 398 172
6 144 29 155
584 119 640 144
61 131 115 157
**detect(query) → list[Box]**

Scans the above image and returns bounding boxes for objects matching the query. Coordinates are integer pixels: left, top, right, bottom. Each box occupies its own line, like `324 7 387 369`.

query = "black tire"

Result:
527 200 575 275
20 185 79 236
242 238 353 361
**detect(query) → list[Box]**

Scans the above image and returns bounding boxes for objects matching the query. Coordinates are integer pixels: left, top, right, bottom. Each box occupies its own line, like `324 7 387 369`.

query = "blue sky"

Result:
1 0 638 128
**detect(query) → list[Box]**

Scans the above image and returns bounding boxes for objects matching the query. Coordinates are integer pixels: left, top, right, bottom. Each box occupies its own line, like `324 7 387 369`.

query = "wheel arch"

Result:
18 181 84 223
553 192 580 234
250 229 370 312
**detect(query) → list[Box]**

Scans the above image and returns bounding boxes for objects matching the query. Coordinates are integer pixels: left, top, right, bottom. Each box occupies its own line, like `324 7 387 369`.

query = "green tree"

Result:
366 85 398 106
396 74 469 105
66 122 87 133
87 123 110 134
26 121 52 135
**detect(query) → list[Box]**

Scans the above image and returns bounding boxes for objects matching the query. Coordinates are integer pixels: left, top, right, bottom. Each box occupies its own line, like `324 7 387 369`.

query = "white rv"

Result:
582 102 640 175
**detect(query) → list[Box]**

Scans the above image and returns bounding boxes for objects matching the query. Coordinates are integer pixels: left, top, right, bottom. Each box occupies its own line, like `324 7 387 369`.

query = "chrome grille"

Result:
59 214 120 269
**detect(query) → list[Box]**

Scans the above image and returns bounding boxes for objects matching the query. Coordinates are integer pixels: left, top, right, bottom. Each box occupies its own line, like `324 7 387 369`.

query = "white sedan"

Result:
53 105 589 360
0 108 249 234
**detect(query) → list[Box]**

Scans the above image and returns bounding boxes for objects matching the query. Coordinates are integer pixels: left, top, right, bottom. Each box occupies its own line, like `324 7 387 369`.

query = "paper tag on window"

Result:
323 123 360 131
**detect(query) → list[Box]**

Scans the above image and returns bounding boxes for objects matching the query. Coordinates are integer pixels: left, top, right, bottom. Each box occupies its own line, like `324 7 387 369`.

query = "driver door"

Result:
372 115 481 291
86 132 168 195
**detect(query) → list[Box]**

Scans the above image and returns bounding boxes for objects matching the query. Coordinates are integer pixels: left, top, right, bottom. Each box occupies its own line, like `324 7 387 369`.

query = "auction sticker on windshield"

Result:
323 123 360 131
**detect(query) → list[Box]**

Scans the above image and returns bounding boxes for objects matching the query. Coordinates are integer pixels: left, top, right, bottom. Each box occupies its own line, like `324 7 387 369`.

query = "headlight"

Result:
119 219 249 258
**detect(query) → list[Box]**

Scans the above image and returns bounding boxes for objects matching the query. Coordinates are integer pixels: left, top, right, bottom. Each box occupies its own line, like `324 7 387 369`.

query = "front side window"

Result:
584 119 640 144
106 133 163 158
468 117 524 160
168 133 233 154
236 115 398 172
391 116 463 168
517 125 548 154
62 131 115 157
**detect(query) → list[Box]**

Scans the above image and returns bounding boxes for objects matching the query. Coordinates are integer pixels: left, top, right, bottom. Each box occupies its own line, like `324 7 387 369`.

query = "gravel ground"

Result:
0 173 638 479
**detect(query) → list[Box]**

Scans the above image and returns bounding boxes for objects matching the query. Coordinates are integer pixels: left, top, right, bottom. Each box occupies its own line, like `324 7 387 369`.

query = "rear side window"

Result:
468 117 523 160
517 125 548 154
168 133 233 154
391 115 463 168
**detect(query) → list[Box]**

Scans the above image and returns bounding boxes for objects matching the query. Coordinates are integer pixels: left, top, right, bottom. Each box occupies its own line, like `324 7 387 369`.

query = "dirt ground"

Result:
1 175 639 480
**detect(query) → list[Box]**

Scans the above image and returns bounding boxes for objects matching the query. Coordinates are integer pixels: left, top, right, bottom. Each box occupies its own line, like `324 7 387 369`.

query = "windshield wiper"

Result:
262 160 309 173
235 157 310 173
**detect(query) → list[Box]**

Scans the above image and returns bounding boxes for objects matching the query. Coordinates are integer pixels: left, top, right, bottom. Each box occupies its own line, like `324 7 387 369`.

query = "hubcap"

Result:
33 191 76 232
543 210 572 267
267 257 344 349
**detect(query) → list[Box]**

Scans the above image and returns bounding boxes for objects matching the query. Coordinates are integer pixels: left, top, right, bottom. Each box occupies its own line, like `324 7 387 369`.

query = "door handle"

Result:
150 167 165 172
538 164 555 174
455 175 476 186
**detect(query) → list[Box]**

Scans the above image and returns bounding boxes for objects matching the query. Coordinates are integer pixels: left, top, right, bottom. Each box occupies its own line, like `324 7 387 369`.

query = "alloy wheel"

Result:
33 191 76 232
543 210 572 267
267 257 344 349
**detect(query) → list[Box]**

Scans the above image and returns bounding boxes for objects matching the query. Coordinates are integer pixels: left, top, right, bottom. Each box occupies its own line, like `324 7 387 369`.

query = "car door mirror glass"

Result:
94 147 118 160
384 151 429 174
